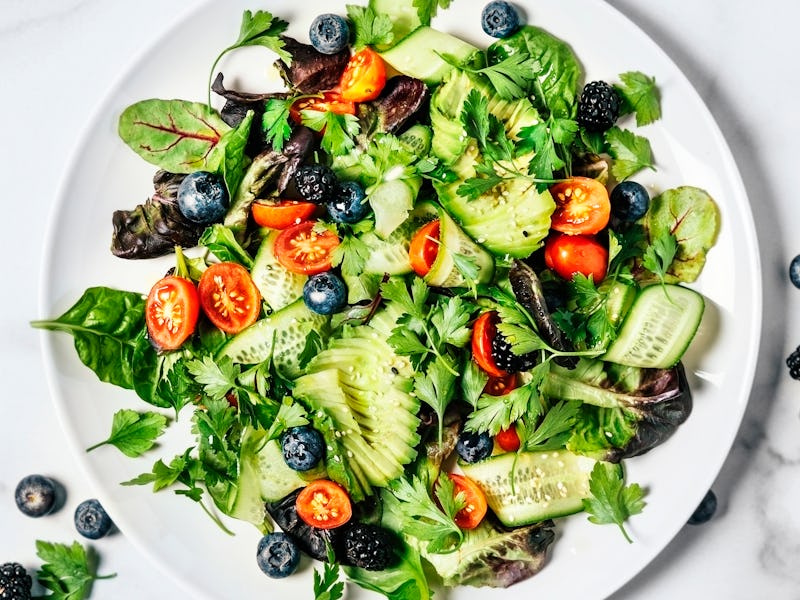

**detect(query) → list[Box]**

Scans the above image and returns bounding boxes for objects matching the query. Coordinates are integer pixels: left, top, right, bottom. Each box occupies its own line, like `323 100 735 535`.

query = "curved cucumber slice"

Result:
602 284 704 369
425 203 495 287
459 450 606 526
250 229 306 312
362 201 439 276
218 299 328 377
370 177 421 239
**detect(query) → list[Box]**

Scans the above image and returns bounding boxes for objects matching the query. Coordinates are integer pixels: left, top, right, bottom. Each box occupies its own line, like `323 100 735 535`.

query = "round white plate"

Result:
39 0 761 598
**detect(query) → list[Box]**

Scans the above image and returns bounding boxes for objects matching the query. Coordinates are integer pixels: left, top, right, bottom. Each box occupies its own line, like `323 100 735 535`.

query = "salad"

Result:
34 0 722 597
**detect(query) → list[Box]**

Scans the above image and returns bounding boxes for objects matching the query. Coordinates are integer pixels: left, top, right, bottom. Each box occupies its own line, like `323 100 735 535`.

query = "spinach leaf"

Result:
198 224 254 268
209 110 254 198
118 99 231 174
32 287 145 390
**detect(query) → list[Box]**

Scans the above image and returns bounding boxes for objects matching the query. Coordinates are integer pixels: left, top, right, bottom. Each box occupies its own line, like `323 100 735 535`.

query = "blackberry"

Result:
343 523 399 571
577 81 620 132
294 164 337 204
0 562 32 600
787 345 800 380
491 333 537 373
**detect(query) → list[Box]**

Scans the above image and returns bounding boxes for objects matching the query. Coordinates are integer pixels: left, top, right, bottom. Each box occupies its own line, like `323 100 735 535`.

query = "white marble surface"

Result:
1 0 799 598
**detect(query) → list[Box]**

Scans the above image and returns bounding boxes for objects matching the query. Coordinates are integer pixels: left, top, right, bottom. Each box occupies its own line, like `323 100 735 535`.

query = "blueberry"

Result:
481 1 520 38
790 255 800 289
327 181 370 224
15 475 57 517
256 532 300 578
303 272 347 315
610 180 650 222
456 430 494 463
309 14 350 55
74 499 114 539
687 489 718 525
177 171 229 224
281 426 325 471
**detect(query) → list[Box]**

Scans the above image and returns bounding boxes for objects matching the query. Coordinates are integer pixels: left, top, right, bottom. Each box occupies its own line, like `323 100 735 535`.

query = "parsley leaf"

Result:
460 359 489 408
465 376 545 436
313 552 345 600
604 127 655 180
36 540 116 600
266 398 309 442
642 231 678 284
301 110 360 156
519 399 580 451
86 409 168 458
413 0 452 25
582 461 646 543
413 356 458 441
262 98 293 152
465 53 541 100
331 233 371 277
346 4 394 49
614 71 661 127
187 355 240 400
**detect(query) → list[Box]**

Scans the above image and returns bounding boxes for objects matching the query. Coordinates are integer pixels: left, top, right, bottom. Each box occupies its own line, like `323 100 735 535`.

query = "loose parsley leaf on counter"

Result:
582 461 646 543
35 540 116 600
86 409 168 458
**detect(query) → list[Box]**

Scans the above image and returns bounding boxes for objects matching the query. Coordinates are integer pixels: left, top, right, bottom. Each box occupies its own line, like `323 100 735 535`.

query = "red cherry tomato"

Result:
449 474 488 530
145 276 200 350
274 221 340 275
295 479 353 530
289 92 356 125
409 220 440 277
549 177 611 235
483 372 519 396
471 311 508 378
251 199 318 230
197 262 262 334
496 427 521 452
544 233 608 282
339 47 387 102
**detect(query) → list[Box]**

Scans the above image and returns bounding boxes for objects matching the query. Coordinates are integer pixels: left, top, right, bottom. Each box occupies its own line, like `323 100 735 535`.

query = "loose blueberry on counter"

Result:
610 181 650 222
256 532 300 578
0 562 32 600
15 474 58 518
177 171 229 224
456 430 494 463
327 181 370 224
687 489 718 525
303 272 347 315
74 498 114 539
481 1 520 38
576 81 621 132
789 254 800 288
281 426 325 471
294 164 338 204
309 14 350 55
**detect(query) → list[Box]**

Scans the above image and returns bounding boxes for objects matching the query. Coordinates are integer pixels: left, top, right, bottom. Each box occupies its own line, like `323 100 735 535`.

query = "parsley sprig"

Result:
86 409 168 457
583 462 646 543
346 4 394 49
35 540 116 600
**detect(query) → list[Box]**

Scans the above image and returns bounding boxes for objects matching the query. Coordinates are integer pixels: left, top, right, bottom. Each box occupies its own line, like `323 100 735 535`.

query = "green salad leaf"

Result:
604 126 655 180
86 409 168 457
582 461 646 543
615 71 661 126
35 540 116 600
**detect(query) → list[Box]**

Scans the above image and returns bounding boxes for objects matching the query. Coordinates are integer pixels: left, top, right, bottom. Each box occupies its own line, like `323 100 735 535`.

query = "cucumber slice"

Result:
250 229 306 312
218 299 328 377
602 284 705 369
369 177 421 239
362 201 438 276
424 203 495 287
398 124 433 157
379 26 480 85
368 0 422 49
459 450 606 526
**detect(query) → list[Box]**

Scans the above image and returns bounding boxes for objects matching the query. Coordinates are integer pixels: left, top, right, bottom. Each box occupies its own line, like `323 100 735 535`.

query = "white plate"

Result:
39 0 761 598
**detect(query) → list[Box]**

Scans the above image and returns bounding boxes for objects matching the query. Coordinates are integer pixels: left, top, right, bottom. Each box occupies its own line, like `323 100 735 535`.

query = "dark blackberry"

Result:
787 345 800 380
343 523 399 571
294 164 337 204
491 333 537 373
0 562 32 600
577 81 620 132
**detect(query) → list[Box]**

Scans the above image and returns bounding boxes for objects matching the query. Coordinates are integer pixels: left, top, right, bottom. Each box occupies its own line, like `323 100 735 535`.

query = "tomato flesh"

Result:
544 233 608 282
483 372 518 396
289 92 356 125
145 276 200 350
274 221 340 275
295 479 352 529
197 262 262 334
549 177 611 235
449 474 488 530
471 311 508 378
251 199 317 230
339 47 387 102
409 220 440 277
496 427 521 452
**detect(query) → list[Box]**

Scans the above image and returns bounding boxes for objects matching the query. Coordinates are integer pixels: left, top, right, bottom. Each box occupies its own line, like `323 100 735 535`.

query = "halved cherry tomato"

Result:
544 232 608 282
484 372 519 396
409 220 440 277
251 199 317 230
197 262 262 334
449 474 488 530
295 479 353 530
145 276 200 350
289 92 356 125
496 426 521 452
471 311 508 378
274 220 340 275
339 47 387 102
549 177 611 235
